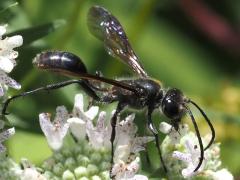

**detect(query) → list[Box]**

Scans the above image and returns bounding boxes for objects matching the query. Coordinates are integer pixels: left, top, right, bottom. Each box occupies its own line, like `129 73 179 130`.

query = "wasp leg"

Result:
110 103 125 178
142 121 152 167
2 79 99 115
147 107 167 173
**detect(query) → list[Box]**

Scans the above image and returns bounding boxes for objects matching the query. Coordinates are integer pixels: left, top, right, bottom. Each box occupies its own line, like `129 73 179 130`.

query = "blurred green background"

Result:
1 0 240 178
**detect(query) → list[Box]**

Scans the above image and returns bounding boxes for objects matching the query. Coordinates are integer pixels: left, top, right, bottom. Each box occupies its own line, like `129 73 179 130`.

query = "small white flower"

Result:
39 106 69 151
172 138 205 177
86 111 111 149
159 121 188 144
206 168 234 180
0 25 23 96
21 168 46 180
114 114 137 163
68 94 99 140
72 94 99 120
112 157 148 180
20 159 46 180
131 136 155 154
128 175 148 180
114 114 153 163
0 127 15 153
112 114 153 180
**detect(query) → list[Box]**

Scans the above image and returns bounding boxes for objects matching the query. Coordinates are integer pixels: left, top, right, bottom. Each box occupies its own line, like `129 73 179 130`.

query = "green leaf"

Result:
0 1 18 22
0 1 18 14
5 19 66 46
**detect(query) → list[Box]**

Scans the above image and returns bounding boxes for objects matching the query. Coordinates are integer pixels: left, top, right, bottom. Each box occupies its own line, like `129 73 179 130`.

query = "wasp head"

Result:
161 88 187 129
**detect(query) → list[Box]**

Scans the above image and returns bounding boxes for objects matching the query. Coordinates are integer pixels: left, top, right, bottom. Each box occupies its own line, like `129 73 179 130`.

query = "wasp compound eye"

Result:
162 88 185 120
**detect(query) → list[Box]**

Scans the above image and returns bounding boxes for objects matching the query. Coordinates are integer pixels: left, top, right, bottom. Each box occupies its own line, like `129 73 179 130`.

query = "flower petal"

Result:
74 94 84 111
85 106 99 120
131 136 154 153
86 111 111 149
21 167 46 180
0 56 14 73
129 175 148 180
114 144 131 163
0 84 4 96
6 35 23 48
211 169 233 180
55 106 68 124
0 127 15 153
67 117 86 140
182 166 197 178
0 127 15 142
112 157 141 179
39 113 54 137
159 122 172 134
0 70 21 89
172 151 192 163
96 111 106 130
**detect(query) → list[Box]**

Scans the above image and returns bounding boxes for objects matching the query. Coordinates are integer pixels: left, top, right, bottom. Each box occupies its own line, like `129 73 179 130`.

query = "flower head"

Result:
0 25 22 96
38 94 151 179
160 122 233 179
39 106 69 151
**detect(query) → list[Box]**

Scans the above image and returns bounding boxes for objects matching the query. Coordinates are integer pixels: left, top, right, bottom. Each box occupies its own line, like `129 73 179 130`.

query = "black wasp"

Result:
2 6 215 177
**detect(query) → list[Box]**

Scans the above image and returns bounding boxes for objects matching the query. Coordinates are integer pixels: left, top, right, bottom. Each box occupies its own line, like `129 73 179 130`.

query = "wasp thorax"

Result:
161 88 186 120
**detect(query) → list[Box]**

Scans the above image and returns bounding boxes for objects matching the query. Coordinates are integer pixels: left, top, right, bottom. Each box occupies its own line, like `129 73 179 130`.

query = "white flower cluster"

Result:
0 25 22 96
160 122 233 180
39 94 152 180
0 24 22 179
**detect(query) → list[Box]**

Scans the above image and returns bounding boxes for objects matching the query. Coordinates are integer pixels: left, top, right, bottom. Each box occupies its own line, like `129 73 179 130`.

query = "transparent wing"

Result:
87 6 148 78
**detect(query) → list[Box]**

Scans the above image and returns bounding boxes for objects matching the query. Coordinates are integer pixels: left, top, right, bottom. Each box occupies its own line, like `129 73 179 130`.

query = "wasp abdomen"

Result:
33 51 87 76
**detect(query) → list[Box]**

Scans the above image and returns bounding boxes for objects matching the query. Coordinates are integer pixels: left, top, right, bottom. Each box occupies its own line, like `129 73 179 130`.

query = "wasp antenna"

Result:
190 100 215 150
184 105 204 172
